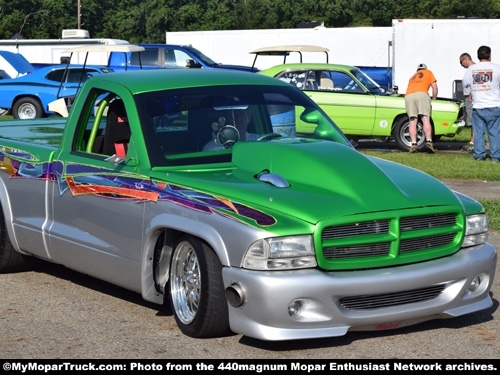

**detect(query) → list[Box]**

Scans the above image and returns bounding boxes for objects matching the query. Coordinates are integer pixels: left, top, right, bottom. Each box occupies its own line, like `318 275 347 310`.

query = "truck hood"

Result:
162 139 461 225
0 50 34 79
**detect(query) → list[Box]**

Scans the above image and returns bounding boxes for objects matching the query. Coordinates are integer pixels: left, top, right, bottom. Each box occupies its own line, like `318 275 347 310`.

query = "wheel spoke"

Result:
171 241 201 324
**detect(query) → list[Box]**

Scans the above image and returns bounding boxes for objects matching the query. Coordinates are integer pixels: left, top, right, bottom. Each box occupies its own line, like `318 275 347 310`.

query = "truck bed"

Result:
0 118 67 147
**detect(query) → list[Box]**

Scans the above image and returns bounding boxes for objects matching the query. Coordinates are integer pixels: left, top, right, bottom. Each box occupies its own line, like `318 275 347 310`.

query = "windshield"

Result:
135 84 351 167
185 46 218 66
350 68 386 94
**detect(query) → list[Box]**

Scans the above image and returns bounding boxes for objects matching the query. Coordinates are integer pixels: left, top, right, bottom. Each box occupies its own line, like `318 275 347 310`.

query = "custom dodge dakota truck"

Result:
0 69 496 341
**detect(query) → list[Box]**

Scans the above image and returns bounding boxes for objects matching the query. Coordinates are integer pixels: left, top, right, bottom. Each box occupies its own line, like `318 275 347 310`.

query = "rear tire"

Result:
0 210 32 273
169 235 231 338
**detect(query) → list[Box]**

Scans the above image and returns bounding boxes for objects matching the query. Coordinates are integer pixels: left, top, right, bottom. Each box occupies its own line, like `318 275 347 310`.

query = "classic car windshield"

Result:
349 68 385 94
135 84 351 167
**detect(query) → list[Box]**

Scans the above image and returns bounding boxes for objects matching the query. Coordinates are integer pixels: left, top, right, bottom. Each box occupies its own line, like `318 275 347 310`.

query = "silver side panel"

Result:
1 174 49 257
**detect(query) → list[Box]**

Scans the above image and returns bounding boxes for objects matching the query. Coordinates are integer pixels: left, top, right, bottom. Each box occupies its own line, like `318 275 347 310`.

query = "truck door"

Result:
46 88 147 291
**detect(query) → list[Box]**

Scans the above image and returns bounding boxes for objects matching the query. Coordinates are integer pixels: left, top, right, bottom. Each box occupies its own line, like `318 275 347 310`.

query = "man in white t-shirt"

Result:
462 45 500 162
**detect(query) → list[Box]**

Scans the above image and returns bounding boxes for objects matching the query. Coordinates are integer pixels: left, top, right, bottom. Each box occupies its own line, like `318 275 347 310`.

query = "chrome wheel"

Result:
168 235 230 338
170 239 200 324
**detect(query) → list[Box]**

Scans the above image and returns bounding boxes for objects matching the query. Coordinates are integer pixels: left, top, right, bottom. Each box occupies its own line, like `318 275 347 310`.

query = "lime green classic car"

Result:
259 63 465 151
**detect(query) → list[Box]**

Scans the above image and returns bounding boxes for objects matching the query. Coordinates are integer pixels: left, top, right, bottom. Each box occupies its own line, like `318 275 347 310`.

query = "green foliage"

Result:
362 149 500 181
2 0 500 41
360 127 500 180
480 200 500 231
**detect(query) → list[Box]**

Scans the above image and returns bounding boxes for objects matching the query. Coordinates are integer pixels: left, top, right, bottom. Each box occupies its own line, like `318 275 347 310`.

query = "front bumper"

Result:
222 242 496 341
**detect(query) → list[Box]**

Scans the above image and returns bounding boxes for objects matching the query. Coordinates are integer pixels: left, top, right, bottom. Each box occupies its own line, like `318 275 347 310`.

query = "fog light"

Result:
288 299 303 318
468 275 483 292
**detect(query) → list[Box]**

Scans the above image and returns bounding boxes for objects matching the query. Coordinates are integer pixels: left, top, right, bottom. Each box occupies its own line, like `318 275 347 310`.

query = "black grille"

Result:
322 220 390 239
324 242 390 258
339 284 446 310
400 233 456 253
400 213 456 231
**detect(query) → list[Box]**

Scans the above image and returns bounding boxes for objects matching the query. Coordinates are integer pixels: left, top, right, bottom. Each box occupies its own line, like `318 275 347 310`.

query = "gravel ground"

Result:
0 236 498 360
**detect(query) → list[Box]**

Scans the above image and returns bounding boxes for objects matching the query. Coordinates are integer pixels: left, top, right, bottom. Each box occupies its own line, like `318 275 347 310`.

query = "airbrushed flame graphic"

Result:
0 149 276 226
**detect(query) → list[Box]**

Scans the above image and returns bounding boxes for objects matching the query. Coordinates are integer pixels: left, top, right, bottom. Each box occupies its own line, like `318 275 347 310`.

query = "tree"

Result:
1 0 498 42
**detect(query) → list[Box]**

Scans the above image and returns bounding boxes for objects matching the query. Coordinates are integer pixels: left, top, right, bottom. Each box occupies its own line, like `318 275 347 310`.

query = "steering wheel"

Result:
257 132 282 141
215 125 240 148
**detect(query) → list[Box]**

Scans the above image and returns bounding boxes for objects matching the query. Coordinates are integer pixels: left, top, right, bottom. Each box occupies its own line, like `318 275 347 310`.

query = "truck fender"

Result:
140 213 230 304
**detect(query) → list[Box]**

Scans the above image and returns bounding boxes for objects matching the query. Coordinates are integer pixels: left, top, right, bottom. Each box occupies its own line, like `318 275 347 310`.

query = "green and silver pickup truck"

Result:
0 69 496 341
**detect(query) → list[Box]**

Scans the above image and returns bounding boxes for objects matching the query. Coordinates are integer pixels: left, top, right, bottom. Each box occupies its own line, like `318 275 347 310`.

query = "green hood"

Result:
161 139 461 226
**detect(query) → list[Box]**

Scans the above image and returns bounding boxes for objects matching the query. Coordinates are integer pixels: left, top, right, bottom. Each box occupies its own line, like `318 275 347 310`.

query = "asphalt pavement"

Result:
442 179 500 201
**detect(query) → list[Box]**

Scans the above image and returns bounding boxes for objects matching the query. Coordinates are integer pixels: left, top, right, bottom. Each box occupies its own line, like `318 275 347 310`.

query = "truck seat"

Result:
103 99 130 157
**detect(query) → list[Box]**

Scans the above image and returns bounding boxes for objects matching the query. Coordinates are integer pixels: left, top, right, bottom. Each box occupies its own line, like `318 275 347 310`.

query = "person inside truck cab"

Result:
103 99 130 157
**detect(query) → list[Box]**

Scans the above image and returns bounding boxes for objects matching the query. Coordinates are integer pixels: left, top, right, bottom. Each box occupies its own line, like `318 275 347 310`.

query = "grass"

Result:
360 127 499 181
481 200 500 232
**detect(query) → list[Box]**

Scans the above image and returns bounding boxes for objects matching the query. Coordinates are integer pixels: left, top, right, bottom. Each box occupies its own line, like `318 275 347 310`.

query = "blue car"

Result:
0 63 113 119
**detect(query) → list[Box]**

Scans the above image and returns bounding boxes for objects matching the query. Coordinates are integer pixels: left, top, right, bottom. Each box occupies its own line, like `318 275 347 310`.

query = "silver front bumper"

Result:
222 243 497 341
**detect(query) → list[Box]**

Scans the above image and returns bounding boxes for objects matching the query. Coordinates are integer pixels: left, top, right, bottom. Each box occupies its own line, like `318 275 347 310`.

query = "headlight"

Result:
462 214 489 247
242 235 317 270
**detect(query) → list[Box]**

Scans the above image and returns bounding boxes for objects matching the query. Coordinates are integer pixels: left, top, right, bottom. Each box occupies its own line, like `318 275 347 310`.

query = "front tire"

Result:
169 235 231 338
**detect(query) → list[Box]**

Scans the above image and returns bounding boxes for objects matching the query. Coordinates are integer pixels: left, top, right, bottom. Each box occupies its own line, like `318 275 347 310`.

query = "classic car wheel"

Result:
392 116 426 151
0 208 32 272
169 235 230 338
12 97 44 119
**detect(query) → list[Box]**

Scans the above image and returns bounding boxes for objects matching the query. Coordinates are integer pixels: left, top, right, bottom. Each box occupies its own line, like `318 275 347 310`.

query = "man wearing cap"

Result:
462 45 500 162
404 63 438 153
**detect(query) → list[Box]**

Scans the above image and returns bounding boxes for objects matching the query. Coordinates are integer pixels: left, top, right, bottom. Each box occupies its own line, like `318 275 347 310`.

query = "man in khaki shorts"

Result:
404 63 438 153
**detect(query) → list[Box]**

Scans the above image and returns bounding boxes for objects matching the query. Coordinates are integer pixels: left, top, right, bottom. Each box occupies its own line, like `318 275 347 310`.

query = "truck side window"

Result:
164 49 192 68
72 90 128 156
131 49 158 67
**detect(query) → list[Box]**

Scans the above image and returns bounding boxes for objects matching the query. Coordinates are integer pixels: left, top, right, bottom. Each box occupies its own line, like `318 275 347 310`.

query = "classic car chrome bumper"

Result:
222 242 496 341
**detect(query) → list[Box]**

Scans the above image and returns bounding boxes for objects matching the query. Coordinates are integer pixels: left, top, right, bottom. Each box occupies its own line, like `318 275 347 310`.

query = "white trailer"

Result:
0 29 129 67
391 18 500 99
167 19 500 99
166 25 392 71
